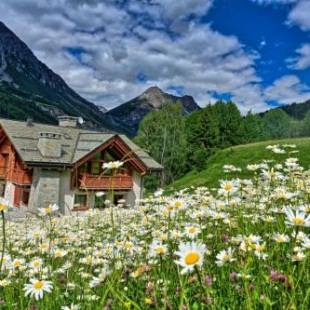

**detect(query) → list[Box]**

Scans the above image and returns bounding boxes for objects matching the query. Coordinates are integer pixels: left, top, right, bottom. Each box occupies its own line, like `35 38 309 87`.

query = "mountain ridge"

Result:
105 86 200 136
0 21 111 130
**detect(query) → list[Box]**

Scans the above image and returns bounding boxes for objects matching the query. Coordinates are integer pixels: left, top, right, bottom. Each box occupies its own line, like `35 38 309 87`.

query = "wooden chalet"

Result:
0 117 162 214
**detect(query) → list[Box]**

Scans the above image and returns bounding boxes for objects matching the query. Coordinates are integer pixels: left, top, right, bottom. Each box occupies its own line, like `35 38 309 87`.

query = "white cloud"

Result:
287 0 310 31
288 43 310 70
250 0 297 4
0 0 308 113
264 75 310 104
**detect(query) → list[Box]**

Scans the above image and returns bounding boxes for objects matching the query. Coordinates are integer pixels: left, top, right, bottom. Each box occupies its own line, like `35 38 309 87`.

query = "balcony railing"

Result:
79 173 133 190
11 169 32 185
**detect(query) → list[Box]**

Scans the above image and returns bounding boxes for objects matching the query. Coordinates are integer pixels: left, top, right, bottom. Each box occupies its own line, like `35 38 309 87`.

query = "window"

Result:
21 186 30 205
79 162 89 173
91 162 101 175
74 194 87 207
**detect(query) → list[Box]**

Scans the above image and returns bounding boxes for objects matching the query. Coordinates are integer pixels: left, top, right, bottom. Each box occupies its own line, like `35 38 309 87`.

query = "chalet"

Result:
0 117 162 214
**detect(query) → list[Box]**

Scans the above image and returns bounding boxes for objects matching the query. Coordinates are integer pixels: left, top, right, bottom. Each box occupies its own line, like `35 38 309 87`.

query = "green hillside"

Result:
166 137 310 192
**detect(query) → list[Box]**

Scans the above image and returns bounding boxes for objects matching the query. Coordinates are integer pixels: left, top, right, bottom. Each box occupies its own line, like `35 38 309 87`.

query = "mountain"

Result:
105 86 200 136
0 21 111 130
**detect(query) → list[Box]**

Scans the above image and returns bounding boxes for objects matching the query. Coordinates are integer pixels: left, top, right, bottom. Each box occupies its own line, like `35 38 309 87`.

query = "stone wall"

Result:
126 171 142 207
28 168 61 212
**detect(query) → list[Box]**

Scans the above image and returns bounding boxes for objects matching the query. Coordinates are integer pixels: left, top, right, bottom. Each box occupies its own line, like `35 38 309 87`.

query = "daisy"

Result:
301 236 310 250
11 258 26 269
216 247 236 266
168 198 187 209
174 242 207 274
61 304 80 310
23 278 53 300
29 258 44 270
0 278 11 287
149 241 168 257
89 268 110 288
283 207 310 227
102 161 123 170
38 203 59 216
184 226 200 239
218 180 239 196
272 233 290 244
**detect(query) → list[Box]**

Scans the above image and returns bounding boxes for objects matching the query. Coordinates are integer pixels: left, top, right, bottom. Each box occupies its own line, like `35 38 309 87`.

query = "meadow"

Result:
1 143 310 309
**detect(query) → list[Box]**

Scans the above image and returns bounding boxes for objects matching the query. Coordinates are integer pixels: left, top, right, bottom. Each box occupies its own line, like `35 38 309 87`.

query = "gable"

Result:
73 135 148 174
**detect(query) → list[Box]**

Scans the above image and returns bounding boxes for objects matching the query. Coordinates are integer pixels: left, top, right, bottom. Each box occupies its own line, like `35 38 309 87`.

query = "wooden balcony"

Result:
11 169 32 185
79 173 133 190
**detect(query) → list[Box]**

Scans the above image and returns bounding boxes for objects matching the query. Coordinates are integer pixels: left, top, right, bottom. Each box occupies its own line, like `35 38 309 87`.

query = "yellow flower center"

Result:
155 247 165 254
293 217 304 226
276 237 284 243
124 243 132 249
44 207 52 214
55 251 62 258
0 204 7 211
188 228 196 234
33 261 40 268
34 281 44 290
224 184 232 191
185 252 200 265
13 261 22 266
223 254 231 261
257 245 265 251
174 201 182 208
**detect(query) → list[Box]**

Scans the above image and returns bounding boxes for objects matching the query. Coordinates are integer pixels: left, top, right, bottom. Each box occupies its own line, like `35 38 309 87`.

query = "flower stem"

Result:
0 210 6 274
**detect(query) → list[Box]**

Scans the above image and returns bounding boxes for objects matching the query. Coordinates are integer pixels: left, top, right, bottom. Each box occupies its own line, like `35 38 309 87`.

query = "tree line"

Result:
134 100 310 189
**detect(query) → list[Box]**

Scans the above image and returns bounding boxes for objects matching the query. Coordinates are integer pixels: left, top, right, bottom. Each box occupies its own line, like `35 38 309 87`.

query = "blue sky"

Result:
0 0 309 113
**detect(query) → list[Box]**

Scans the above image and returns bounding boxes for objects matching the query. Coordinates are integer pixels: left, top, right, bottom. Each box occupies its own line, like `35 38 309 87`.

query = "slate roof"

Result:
0 118 163 171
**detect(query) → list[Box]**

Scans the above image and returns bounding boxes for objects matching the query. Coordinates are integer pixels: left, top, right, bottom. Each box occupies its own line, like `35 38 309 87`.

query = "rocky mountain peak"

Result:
138 86 166 109
106 86 200 136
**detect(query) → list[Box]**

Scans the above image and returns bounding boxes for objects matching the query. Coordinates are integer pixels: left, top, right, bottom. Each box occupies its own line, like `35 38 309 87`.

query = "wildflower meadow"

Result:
1 144 310 309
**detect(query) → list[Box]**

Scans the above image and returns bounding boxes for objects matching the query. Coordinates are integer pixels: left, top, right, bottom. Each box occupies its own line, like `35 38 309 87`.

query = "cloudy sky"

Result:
0 0 310 113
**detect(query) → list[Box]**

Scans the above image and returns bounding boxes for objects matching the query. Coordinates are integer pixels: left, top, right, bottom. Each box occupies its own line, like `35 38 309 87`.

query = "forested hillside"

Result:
134 100 310 190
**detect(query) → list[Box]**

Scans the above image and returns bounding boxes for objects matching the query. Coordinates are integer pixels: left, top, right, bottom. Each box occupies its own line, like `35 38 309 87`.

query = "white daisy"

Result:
174 242 207 274
23 278 53 300
61 304 80 310
216 247 236 266
184 226 200 239
283 207 310 227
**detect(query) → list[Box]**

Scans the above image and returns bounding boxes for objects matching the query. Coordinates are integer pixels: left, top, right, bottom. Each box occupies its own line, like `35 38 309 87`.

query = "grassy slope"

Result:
167 137 310 191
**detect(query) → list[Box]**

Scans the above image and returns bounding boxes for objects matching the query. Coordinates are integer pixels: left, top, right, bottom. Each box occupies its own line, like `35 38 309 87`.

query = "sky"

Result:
0 0 310 113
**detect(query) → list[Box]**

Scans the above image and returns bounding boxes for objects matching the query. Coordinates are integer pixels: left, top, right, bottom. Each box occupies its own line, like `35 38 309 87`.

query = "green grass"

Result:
167 137 310 191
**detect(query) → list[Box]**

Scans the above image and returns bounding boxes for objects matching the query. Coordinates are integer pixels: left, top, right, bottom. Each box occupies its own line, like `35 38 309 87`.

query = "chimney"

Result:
58 115 78 128
38 132 62 157
26 118 33 126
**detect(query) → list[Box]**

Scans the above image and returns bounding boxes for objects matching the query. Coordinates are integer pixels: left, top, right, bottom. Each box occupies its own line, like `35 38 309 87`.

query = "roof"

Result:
0 118 163 171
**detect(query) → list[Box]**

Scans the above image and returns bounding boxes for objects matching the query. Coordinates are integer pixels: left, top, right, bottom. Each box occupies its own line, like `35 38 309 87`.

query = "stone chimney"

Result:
38 132 62 157
26 117 33 126
58 116 78 128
